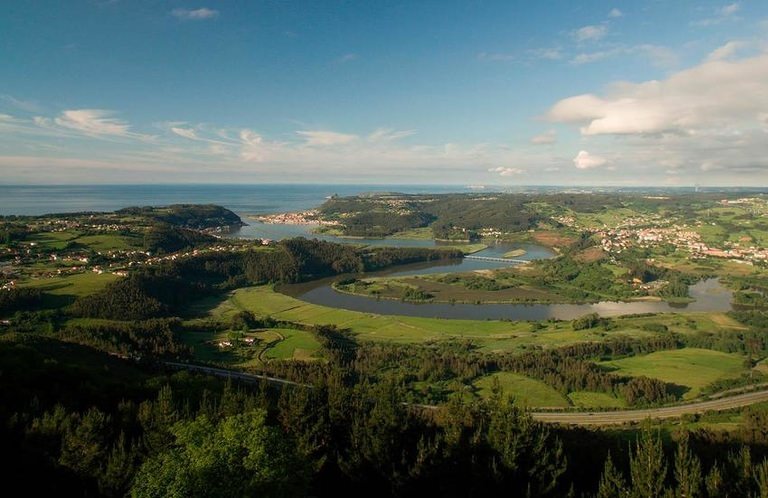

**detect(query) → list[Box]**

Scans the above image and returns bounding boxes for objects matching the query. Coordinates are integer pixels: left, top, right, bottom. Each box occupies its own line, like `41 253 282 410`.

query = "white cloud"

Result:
171 8 219 21
571 49 621 65
720 3 740 16
548 51 768 135
530 130 557 144
529 48 562 61
608 8 623 18
574 25 607 42
53 109 131 137
706 40 745 61
239 129 265 161
170 126 199 140
692 3 740 27
239 129 263 146
478 47 562 63
573 150 607 169
1 95 42 113
367 128 415 142
571 44 677 68
296 130 358 146
478 52 517 62
488 166 524 176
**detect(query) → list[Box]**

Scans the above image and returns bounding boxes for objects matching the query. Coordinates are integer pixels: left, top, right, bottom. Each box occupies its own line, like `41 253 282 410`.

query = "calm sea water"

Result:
0 184 472 217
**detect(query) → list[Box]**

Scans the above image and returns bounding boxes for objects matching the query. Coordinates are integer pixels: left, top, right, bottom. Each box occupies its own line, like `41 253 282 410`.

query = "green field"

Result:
262 328 322 360
20 272 119 297
186 285 745 354
179 325 321 367
601 348 746 399
387 227 433 239
73 234 142 251
28 231 81 249
568 391 626 409
27 231 142 251
473 372 570 408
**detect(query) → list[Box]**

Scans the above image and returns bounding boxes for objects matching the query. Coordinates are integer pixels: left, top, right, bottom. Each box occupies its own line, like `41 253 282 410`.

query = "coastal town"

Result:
554 197 768 266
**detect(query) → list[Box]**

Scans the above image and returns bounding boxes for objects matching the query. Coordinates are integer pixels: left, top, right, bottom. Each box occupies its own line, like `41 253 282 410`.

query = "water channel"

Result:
233 222 734 320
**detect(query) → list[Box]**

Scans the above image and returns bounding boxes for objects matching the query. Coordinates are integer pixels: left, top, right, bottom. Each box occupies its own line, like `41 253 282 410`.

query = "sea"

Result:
0 184 472 217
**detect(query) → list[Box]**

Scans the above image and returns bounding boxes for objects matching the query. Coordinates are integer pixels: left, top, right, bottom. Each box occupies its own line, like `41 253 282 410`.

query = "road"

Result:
530 388 768 426
165 361 768 426
164 361 309 387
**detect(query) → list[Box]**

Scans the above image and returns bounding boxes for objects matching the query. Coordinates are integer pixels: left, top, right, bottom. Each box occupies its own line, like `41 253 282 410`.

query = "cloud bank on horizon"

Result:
1 1 767 185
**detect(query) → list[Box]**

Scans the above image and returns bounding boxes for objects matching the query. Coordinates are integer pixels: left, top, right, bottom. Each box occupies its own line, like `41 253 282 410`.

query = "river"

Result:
281 276 732 321
234 219 733 321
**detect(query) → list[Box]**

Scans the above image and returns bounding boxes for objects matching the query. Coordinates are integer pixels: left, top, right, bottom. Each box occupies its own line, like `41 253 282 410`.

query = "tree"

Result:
131 410 308 498
628 426 667 498
59 408 111 479
597 452 627 498
673 432 701 498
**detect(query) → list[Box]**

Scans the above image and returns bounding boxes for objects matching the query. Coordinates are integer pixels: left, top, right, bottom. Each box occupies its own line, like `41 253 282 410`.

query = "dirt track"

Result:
530 389 768 426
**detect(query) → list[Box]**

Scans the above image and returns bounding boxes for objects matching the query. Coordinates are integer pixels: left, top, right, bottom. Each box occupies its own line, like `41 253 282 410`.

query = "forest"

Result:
3 330 768 497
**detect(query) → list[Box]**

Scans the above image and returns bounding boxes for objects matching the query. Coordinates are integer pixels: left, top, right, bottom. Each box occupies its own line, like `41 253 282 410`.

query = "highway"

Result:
530 388 768 426
164 361 310 387
164 361 768 426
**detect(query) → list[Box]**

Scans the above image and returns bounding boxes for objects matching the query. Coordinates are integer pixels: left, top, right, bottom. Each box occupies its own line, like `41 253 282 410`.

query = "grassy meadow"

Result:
600 348 746 399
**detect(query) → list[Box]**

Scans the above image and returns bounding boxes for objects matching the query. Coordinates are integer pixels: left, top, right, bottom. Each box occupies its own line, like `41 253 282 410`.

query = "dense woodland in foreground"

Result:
3 332 768 497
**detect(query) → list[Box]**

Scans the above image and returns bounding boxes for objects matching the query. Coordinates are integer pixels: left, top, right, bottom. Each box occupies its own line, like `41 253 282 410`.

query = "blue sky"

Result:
1 1 768 185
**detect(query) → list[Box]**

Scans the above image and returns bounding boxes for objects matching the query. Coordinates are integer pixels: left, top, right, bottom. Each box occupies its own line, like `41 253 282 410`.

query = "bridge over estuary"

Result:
464 255 528 264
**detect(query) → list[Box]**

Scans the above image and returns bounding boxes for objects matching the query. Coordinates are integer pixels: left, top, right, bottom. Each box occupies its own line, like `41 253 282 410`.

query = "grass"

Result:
473 372 570 408
179 324 321 367
20 272 119 297
74 234 142 251
388 227 434 240
337 275 565 304
28 231 80 250
262 328 322 360
27 231 142 252
568 391 627 409
601 348 746 399
185 285 749 354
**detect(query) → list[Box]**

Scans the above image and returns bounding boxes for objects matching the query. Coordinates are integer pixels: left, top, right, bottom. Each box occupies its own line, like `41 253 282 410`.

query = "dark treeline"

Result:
116 204 243 229
0 223 28 244
3 333 768 497
264 331 684 407
70 239 463 320
493 347 678 406
0 287 42 315
61 318 191 358
0 334 567 497
264 328 765 408
142 225 218 254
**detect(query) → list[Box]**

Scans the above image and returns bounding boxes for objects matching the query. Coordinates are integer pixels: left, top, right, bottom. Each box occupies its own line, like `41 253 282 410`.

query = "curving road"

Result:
165 361 768 426
164 361 309 387
530 389 768 426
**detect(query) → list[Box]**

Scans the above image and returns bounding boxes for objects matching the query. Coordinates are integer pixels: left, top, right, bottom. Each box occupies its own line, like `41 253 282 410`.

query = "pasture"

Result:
601 348 746 399
189 285 744 354
473 372 570 408
21 272 119 298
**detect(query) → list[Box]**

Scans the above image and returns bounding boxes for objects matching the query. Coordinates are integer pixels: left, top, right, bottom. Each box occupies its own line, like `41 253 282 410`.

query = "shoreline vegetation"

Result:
329 276 699 306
